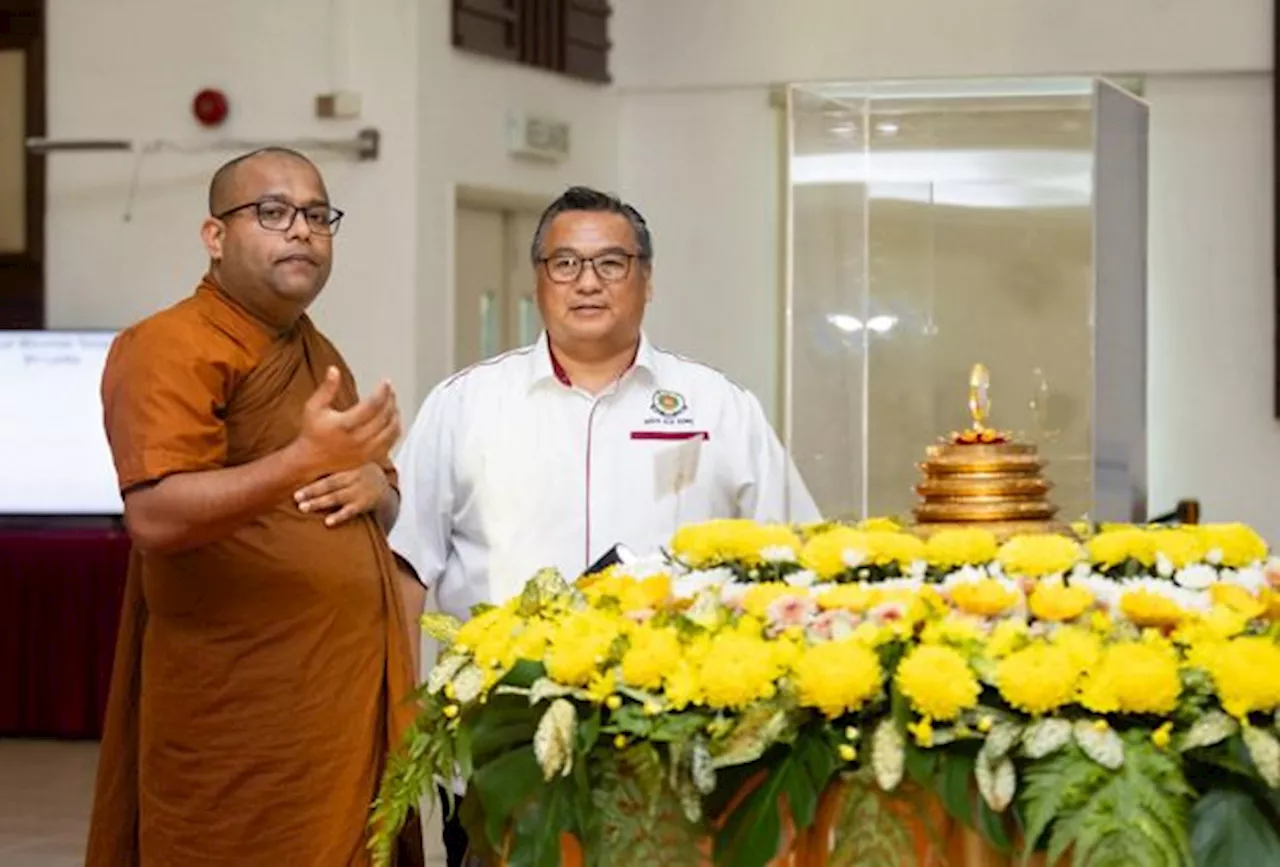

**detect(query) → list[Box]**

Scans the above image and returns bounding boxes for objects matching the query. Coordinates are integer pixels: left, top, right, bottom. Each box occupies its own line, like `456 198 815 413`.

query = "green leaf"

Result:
1179 711 1239 752
872 719 906 792
419 612 461 642
507 775 578 867
527 676 580 706
936 751 976 828
425 651 468 693
826 775 917 867
983 722 1024 761
715 731 838 867
1243 725 1280 789
1191 787 1280 867
591 745 705 866
470 745 546 850
1018 734 1193 867
1021 718 1073 759
534 699 578 780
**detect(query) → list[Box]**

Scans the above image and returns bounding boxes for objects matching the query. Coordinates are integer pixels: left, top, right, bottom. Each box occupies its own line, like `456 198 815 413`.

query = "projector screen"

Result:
0 330 123 516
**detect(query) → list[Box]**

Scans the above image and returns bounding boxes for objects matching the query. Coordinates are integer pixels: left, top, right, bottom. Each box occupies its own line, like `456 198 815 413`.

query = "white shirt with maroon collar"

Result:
388 331 821 622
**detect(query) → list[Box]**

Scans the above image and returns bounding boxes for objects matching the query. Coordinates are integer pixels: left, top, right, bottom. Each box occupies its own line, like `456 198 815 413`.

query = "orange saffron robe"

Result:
85 278 421 866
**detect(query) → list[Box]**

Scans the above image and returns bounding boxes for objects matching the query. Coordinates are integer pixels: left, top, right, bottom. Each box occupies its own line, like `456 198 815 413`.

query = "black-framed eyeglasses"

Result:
537 251 645 284
214 199 345 236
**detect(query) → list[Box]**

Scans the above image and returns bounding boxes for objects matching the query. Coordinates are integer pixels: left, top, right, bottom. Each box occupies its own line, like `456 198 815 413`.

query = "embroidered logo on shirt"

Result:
650 389 687 417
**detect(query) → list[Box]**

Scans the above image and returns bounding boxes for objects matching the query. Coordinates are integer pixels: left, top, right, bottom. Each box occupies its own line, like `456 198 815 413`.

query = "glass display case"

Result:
782 77 1148 526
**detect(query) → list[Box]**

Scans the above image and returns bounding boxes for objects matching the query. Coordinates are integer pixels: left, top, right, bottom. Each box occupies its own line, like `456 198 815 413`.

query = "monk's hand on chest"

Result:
291 365 401 477
294 462 390 527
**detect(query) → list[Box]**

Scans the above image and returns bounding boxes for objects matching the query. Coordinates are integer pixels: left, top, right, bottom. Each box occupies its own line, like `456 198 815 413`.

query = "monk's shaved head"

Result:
208 147 323 215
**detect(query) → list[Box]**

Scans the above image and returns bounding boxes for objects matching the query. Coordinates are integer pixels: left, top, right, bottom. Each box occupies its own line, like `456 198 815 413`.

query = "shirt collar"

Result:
528 331 657 391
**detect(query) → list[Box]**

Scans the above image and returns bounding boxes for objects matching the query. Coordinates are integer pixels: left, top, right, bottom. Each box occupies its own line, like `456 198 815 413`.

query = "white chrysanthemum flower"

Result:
1155 553 1175 579
907 560 928 582
784 569 818 589
718 580 752 608
761 545 797 564
1119 576 1210 614
876 577 925 594
1070 562 1093 583
1073 574 1123 611
672 567 735 599
1222 566 1267 594
1206 548 1224 566
1174 563 1217 591
615 553 673 581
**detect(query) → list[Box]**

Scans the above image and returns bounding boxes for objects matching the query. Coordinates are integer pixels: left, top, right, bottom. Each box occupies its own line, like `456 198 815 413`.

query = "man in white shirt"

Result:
388 186 821 865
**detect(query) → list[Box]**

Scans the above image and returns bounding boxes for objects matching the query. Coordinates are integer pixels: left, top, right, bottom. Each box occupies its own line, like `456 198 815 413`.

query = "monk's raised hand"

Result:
294 462 389 527
295 366 401 474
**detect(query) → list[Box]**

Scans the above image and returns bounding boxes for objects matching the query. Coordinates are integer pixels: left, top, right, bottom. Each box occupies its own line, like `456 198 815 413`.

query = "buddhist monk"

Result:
85 147 426 866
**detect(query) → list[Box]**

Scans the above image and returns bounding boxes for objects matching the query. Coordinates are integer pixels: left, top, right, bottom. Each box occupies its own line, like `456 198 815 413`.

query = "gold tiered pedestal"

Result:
910 364 1074 541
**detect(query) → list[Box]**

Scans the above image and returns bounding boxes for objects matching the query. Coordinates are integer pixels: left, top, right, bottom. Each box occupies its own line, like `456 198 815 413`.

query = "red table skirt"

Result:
0 526 131 738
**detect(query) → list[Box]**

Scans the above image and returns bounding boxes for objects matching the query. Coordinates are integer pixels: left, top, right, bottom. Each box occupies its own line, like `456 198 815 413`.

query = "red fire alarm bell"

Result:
192 88 229 128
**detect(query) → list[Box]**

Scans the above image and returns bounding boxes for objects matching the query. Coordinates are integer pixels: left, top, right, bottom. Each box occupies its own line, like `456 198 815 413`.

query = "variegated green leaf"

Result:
1179 710 1239 752
1021 718 1073 759
419 612 461 642
708 705 793 769
533 698 576 781
1244 725 1280 789
449 663 485 704
518 567 571 615
528 676 579 706
872 719 906 792
677 778 704 824
1074 720 1124 770
691 740 716 794
982 721 1024 760
976 751 1017 812
425 652 468 695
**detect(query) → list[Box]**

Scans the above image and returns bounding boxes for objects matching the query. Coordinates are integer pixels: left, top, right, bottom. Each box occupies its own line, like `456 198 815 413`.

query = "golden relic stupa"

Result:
911 364 1071 540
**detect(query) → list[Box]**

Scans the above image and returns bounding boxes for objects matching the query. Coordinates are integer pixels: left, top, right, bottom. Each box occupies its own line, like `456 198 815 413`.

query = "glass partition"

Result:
783 77 1148 526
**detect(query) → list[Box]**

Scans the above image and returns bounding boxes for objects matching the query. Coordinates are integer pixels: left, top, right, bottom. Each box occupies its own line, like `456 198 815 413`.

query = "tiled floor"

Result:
0 739 446 866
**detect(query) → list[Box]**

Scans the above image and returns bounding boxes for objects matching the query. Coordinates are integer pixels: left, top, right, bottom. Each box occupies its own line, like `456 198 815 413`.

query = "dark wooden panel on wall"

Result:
0 0 45 329
453 0 611 83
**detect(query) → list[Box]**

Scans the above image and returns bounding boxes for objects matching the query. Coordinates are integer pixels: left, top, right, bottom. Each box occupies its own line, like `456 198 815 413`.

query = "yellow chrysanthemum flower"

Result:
1261 589 1280 621
584 572 673 613
924 528 999 569
863 531 927 568
1078 640 1181 715
996 642 1084 715
1150 528 1207 569
800 528 870 578
1196 523 1269 568
1119 589 1186 629
545 609 622 687
1087 527 1157 569
949 579 1020 617
698 631 785 710
816 584 881 612
620 625 682 690
792 638 883 718
1209 584 1266 620
921 614 985 647
1050 625 1103 673
986 619 1030 658
1198 636 1280 718
509 617 554 663
1029 582 1094 622
669 519 802 567
742 582 804 619
857 517 903 533
997 534 1084 578
895 645 981 721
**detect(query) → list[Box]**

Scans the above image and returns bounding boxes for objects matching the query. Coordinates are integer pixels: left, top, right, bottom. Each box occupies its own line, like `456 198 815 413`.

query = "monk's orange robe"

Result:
85 277 422 866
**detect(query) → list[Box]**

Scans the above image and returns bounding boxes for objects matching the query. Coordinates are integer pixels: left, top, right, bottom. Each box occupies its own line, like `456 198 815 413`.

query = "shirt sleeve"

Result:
387 384 455 589
737 390 824 525
101 320 235 493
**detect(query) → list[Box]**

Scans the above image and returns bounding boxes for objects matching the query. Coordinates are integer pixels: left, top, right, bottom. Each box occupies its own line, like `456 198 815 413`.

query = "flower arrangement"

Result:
369 518 1280 867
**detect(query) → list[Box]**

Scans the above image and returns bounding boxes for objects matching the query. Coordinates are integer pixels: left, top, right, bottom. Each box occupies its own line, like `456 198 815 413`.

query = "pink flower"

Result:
807 609 857 641
765 594 817 637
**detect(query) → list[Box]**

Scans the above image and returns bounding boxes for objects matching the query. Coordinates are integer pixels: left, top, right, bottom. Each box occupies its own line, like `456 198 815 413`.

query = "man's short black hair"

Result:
529 185 653 264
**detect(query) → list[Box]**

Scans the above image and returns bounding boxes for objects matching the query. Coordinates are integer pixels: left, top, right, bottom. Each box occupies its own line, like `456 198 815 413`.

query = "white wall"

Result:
45 0 619 409
1146 74 1278 537
414 0 618 405
46 0 422 400
614 0 1271 88
614 1 1280 539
